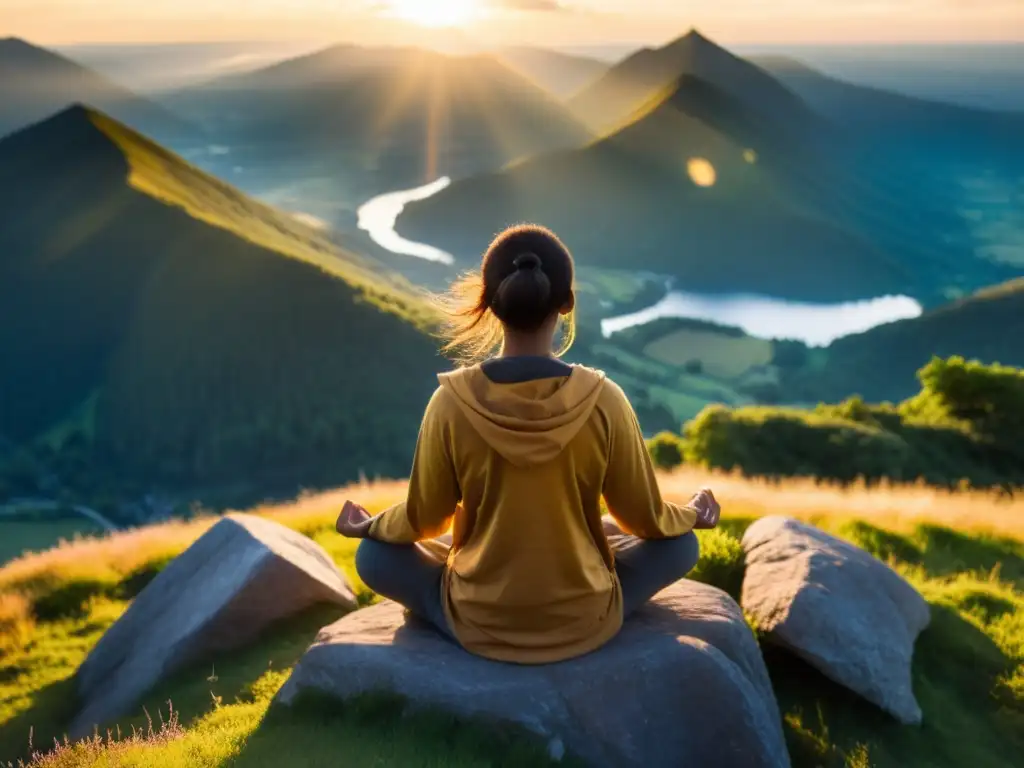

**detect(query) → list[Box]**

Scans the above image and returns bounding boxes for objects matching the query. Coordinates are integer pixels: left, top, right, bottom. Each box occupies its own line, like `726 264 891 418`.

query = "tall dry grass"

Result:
1 470 1021 642
5 470 1020 592
658 467 1024 540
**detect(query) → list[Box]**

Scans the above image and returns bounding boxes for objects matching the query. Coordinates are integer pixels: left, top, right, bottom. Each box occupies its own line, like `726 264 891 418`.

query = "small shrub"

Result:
647 432 685 470
689 529 745 599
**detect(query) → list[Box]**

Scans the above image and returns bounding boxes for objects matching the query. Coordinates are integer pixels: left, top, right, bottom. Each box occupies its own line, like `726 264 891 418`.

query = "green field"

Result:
2 475 1022 768
643 327 773 378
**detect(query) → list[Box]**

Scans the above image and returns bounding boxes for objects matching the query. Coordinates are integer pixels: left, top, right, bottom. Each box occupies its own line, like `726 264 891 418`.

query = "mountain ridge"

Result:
0 106 442 497
569 29 819 136
0 38 196 143
394 64 910 303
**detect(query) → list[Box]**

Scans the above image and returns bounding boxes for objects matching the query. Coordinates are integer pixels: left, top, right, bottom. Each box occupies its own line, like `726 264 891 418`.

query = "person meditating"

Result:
336 224 721 664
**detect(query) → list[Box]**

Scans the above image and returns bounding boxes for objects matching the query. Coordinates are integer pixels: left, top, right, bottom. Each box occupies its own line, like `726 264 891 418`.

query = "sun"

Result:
387 0 479 28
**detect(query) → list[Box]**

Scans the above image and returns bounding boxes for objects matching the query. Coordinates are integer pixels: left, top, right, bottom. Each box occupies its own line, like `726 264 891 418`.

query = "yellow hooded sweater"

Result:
367 359 698 664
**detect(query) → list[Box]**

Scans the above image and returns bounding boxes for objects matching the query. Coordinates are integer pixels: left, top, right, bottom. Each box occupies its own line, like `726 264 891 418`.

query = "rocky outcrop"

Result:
741 516 930 724
276 580 790 768
70 513 356 739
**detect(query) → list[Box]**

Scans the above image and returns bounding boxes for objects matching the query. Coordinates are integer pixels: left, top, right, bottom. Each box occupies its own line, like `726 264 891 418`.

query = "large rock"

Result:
741 516 930 725
70 513 356 739
276 580 790 768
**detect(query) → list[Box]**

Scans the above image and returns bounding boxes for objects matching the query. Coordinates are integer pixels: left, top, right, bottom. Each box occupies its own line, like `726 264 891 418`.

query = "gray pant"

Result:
354 519 701 645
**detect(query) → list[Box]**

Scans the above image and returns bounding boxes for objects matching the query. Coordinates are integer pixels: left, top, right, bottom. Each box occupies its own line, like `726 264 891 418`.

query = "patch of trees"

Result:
648 357 1024 490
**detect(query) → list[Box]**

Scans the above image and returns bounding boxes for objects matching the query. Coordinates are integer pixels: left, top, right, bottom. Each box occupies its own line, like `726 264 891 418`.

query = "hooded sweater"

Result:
367 359 698 664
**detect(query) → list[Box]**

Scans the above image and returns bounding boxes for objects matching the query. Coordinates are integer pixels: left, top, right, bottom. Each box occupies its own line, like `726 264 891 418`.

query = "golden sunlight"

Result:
387 0 479 28
687 157 717 188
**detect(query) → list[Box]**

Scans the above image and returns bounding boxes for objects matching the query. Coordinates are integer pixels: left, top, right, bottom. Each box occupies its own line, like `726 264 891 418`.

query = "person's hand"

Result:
336 501 373 539
690 488 721 530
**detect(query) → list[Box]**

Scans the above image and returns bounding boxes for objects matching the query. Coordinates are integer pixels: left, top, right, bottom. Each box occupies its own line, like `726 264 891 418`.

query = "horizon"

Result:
5 0 1024 48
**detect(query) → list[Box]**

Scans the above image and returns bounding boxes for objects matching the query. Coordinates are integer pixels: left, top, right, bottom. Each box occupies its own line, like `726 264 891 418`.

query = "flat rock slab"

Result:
277 580 790 768
741 516 930 725
70 513 356 739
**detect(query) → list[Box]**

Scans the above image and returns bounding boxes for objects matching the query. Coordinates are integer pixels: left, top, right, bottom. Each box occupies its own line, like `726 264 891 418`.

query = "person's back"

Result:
337 224 721 664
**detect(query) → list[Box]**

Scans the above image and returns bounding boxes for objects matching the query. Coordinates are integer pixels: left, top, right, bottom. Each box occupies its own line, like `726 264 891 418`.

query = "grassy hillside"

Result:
0 38 195 145
395 71 911 302
1 473 1022 767
164 45 591 194
803 280 1024 403
0 106 443 508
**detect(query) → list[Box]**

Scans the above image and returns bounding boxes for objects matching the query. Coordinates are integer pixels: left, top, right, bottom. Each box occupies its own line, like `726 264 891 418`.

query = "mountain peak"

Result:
666 28 726 57
0 36 45 56
2 101 103 142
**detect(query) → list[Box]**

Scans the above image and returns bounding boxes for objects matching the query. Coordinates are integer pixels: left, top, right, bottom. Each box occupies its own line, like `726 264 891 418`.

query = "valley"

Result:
0 29 1022 550
1 12 1024 768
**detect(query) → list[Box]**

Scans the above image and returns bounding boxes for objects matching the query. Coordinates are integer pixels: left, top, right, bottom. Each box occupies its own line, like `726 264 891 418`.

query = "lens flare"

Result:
687 157 717 187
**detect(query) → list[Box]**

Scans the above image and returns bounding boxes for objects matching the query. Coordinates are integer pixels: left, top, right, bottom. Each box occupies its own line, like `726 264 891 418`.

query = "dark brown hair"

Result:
436 224 576 364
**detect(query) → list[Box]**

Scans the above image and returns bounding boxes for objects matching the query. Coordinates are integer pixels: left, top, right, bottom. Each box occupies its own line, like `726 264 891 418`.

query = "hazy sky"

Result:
4 0 1024 47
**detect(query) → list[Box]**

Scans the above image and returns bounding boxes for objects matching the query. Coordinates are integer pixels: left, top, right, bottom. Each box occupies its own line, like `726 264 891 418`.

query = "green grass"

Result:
2 482 1023 767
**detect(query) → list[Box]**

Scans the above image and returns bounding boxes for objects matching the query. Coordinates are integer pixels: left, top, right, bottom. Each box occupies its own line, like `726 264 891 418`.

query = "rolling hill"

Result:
164 45 592 193
0 106 443 502
0 37 195 144
803 279 1024 403
395 67 912 302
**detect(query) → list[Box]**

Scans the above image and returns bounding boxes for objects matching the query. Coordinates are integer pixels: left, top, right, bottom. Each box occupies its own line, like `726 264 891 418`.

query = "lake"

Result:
357 178 924 346
356 177 456 265
601 290 923 347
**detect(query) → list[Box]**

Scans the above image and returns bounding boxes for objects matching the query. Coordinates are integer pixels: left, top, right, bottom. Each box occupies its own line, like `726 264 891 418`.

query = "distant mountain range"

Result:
0 106 442 497
0 37 197 144
395 30 1023 305
163 44 592 194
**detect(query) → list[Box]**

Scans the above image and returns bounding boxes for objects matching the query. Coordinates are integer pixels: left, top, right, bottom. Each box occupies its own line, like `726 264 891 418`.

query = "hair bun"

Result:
513 253 541 271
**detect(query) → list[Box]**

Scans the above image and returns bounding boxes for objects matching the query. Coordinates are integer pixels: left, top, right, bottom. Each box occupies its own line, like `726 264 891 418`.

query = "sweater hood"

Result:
438 363 607 468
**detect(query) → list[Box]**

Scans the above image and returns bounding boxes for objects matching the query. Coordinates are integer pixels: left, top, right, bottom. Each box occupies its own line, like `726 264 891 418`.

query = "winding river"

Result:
356 179 924 346
357 177 455 265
